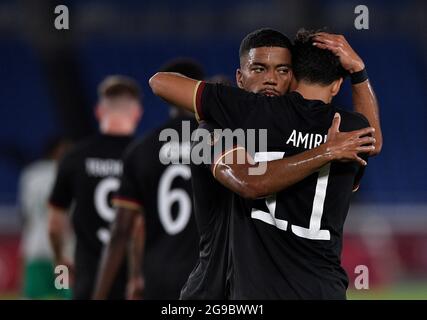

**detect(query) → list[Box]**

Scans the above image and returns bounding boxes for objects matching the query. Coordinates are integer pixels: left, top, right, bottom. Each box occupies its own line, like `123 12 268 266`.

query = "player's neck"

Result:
294 82 332 104
99 117 135 136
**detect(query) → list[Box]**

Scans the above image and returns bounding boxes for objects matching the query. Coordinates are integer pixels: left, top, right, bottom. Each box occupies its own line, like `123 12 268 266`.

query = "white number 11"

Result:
250 152 331 241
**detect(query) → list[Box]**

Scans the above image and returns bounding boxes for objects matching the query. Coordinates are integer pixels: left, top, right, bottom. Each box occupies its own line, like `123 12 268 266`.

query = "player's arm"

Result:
149 72 199 114
93 141 145 300
150 73 261 128
350 79 382 155
48 205 73 272
48 154 74 273
313 32 382 156
126 215 145 300
93 206 140 299
214 114 375 199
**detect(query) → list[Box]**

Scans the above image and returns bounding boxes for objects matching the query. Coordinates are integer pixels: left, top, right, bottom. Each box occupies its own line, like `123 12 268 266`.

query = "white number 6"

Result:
158 165 192 235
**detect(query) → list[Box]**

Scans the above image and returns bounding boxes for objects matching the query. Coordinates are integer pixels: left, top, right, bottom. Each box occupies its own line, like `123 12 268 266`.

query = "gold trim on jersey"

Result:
193 81 202 122
112 198 142 211
212 146 246 178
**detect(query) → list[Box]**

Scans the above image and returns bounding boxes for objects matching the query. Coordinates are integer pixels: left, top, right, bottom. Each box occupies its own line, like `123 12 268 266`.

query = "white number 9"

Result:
94 177 120 243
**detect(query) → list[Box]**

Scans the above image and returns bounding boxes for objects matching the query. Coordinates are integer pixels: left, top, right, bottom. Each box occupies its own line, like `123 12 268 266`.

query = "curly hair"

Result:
292 29 348 85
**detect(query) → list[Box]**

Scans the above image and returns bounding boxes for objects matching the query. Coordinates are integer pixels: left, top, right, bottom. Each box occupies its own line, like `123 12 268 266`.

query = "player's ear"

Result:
331 78 343 97
236 69 244 89
135 103 143 122
94 104 102 121
289 75 298 92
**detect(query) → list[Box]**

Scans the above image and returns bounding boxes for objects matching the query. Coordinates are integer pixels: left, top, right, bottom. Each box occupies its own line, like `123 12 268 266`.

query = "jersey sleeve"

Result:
194 82 271 128
49 154 74 210
112 143 143 211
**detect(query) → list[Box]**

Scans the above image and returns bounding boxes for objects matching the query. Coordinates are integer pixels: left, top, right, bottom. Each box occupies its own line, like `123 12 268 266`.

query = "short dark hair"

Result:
160 58 205 80
98 75 141 100
292 29 348 85
239 28 292 59
208 74 233 86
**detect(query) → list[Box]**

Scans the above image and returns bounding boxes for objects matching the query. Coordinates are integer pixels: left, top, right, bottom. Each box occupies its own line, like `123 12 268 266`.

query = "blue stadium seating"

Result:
1 27 426 205
0 39 58 203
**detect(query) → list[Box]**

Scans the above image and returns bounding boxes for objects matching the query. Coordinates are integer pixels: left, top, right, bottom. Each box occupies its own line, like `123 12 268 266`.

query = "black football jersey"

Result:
195 82 370 299
113 116 199 299
180 121 233 299
49 134 133 299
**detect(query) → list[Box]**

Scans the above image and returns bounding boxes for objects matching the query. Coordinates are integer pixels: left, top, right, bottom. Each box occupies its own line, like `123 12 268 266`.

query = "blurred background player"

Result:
208 74 233 87
93 59 203 300
48 75 143 300
18 137 72 299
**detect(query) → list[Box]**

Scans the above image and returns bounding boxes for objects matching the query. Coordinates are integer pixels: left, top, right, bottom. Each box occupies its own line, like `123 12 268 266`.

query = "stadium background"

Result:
0 0 426 299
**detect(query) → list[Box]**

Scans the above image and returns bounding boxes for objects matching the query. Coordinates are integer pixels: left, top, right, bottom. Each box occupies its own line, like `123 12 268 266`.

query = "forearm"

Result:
93 231 129 299
250 144 332 196
47 208 66 263
311 32 382 155
149 72 198 113
268 146 331 191
128 216 145 279
351 80 382 155
93 209 136 299
49 230 64 263
216 144 332 199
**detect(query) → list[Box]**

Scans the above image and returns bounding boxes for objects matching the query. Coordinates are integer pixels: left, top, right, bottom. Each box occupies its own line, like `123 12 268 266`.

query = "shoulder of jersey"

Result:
335 107 370 131
61 135 100 160
125 117 198 152
65 136 96 157
147 116 197 140
124 128 161 158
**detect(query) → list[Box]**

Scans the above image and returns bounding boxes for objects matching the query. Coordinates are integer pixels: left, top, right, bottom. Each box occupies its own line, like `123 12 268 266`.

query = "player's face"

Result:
96 97 142 125
236 47 292 96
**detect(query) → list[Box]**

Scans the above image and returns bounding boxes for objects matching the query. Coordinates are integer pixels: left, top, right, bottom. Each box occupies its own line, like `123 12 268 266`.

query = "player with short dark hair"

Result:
239 28 293 58
293 30 348 84
48 75 142 300
236 28 293 97
150 29 382 299
160 58 205 81
93 59 202 300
